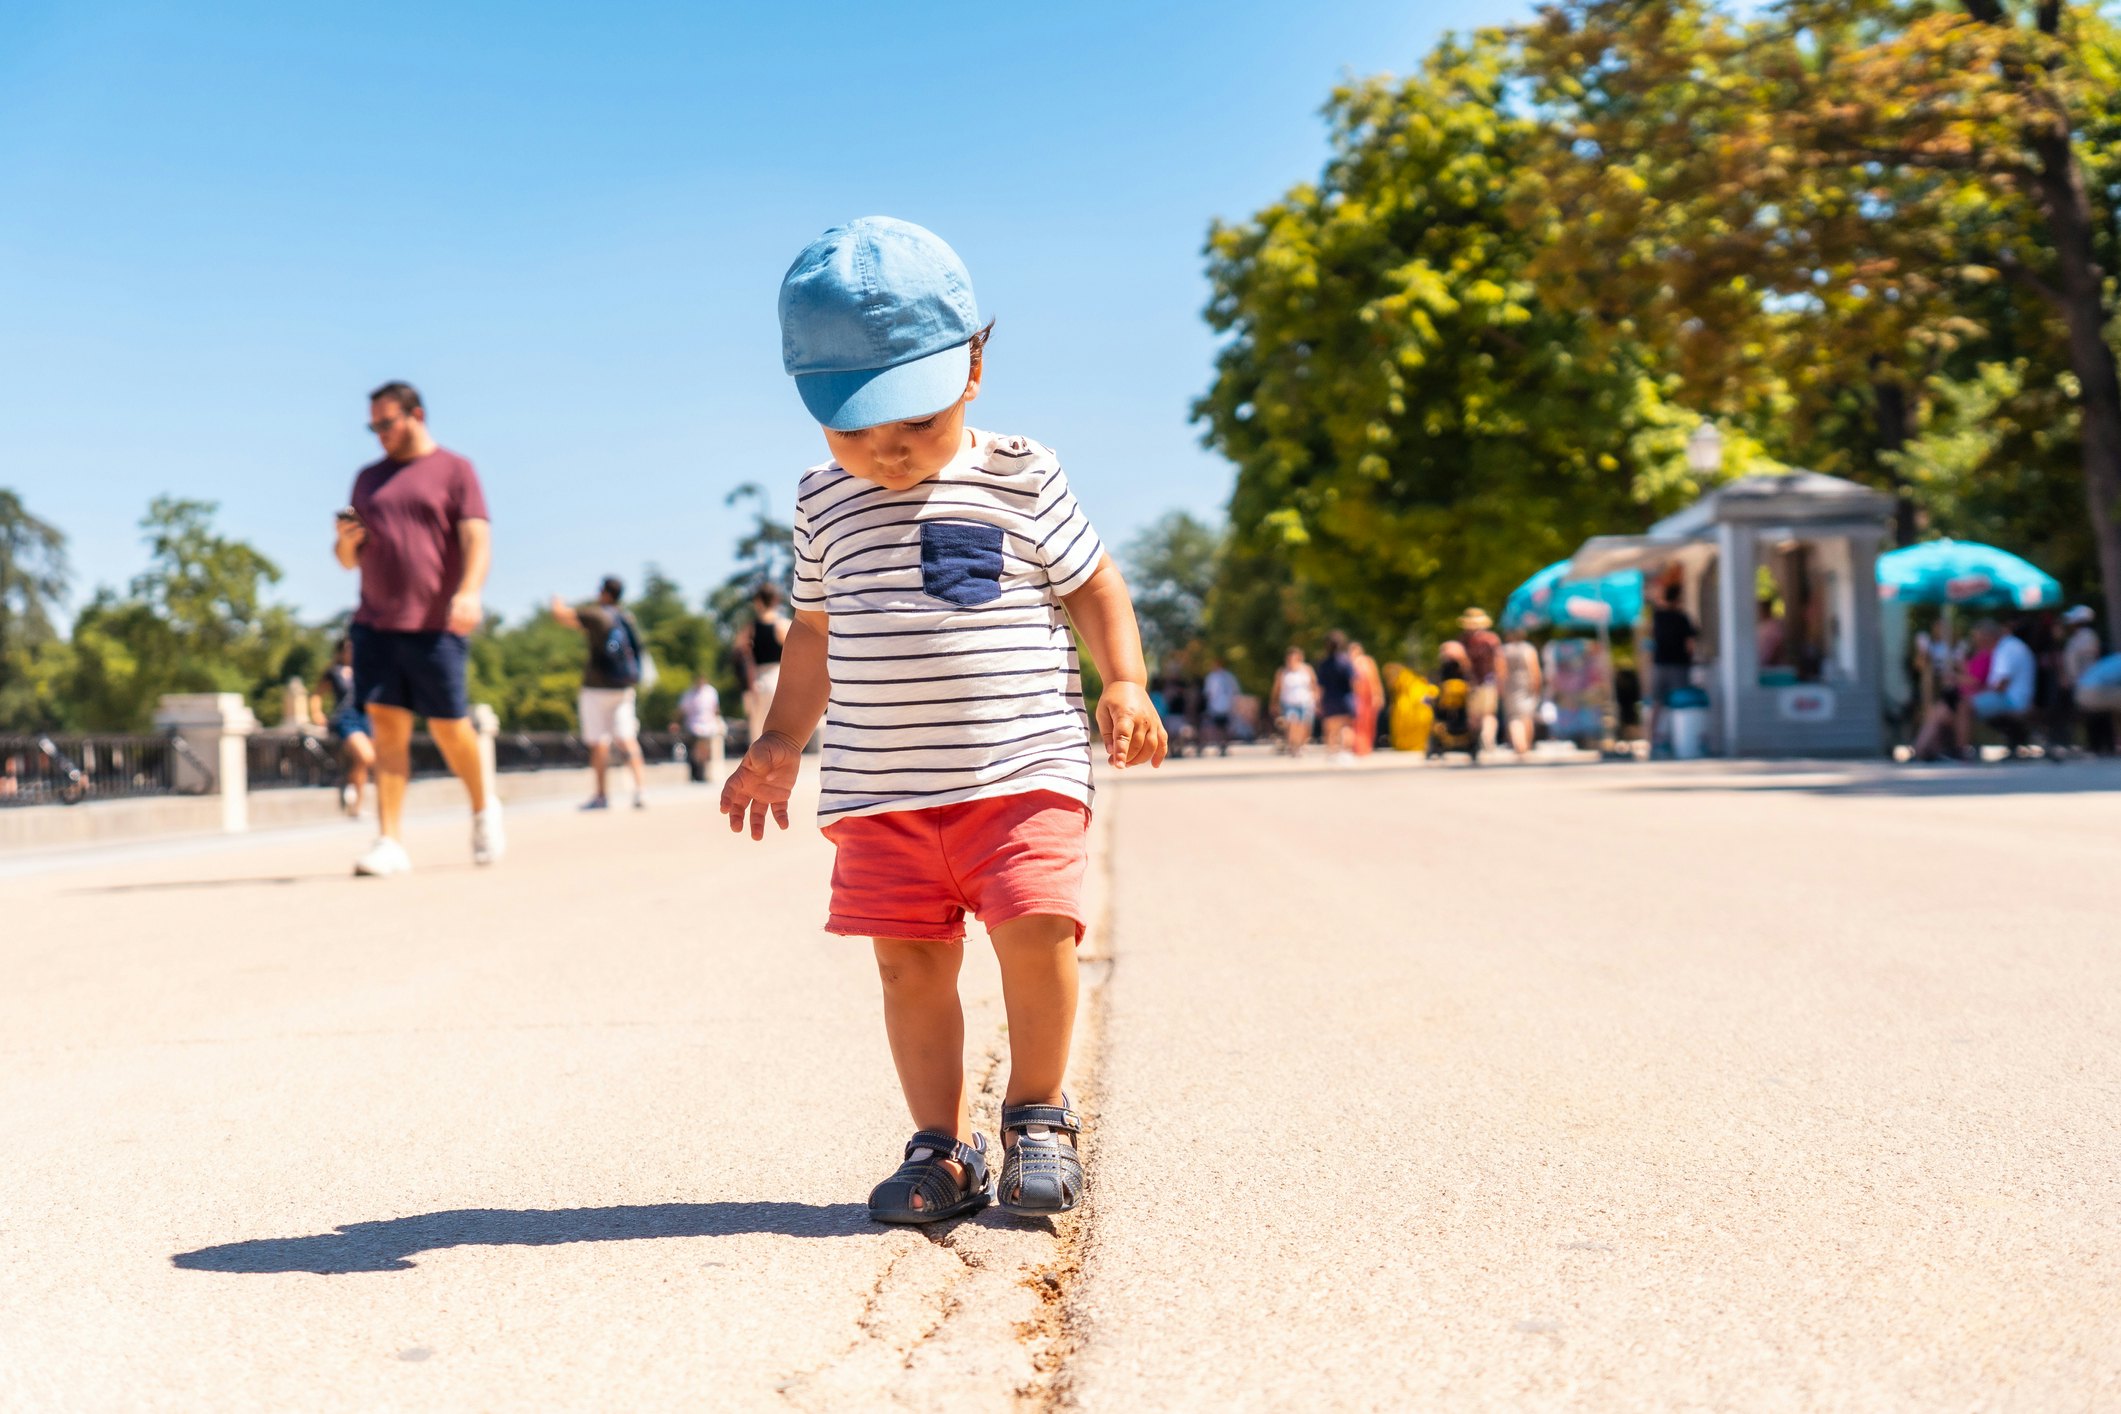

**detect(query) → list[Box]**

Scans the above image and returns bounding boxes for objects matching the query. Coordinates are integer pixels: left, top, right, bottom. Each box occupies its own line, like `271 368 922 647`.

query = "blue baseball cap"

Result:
779 217 983 431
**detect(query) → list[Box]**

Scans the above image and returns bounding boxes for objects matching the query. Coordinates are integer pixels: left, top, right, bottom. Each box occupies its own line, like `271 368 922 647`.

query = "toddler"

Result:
720 217 1166 1221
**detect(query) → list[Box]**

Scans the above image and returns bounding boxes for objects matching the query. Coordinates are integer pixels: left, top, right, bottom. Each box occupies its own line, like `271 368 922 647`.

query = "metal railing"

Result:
1 725 744 809
0 734 178 808
247 732 345 791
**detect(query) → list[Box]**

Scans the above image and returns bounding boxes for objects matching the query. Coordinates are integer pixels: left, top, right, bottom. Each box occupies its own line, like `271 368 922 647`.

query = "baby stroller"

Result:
1425 665 1480 762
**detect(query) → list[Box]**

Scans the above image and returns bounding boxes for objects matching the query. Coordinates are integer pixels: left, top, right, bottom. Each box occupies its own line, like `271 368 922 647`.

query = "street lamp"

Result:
1687 420 1724 475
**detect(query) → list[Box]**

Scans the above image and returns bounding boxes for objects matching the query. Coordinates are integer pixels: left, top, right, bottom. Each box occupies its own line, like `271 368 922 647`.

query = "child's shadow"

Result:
172 1202 871 1275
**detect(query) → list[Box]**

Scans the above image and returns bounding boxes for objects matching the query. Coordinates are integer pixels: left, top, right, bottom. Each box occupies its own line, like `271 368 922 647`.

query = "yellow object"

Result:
1387 665 1434 753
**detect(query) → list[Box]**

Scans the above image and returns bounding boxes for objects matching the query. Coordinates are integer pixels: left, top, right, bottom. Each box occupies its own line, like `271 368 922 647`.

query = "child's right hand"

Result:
719 730 804 840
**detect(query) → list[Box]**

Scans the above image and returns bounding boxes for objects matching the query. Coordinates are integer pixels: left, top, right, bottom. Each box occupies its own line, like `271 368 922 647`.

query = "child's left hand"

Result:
1096 682 1168 770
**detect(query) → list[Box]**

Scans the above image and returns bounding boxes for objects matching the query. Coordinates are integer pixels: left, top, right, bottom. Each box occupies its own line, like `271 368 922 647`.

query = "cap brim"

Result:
794 341 972 432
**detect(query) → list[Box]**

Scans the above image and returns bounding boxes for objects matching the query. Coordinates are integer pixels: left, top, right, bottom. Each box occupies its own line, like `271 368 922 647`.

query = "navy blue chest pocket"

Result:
920 520 1006 607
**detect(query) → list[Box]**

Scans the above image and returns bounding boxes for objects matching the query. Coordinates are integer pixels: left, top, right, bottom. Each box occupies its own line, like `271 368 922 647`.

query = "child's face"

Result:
822 363 982 491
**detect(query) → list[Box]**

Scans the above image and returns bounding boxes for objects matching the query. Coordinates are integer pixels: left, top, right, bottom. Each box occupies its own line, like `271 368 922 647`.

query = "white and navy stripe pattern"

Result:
793 430 1105 823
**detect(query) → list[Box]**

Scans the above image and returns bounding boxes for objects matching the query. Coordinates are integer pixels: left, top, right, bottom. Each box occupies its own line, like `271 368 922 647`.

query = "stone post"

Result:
153 693 258 833
471 703 500 801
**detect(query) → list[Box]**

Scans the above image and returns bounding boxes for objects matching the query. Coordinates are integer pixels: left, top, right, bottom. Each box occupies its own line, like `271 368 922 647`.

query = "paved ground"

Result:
4 753 2117 1410
1075 753 2121 1411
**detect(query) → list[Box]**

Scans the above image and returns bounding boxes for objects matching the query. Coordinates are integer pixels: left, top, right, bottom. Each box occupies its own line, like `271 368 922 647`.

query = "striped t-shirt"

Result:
791 429 1106 823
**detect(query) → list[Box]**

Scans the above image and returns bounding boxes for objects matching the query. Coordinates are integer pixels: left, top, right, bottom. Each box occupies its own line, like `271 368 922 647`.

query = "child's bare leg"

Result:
990 913 1079 1108
874 937 970 1208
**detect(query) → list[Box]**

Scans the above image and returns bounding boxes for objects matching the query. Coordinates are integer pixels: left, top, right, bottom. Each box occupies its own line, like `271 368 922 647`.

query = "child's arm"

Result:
1061 556 1168 770
719 607 830 839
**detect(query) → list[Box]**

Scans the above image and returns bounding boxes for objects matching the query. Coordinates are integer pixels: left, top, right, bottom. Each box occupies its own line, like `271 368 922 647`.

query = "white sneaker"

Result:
353 836 412 877
472 804 506 866
340 784 358 815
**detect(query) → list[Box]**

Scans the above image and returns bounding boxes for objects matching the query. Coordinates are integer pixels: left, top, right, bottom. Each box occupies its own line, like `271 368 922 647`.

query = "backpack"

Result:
596 612 647 688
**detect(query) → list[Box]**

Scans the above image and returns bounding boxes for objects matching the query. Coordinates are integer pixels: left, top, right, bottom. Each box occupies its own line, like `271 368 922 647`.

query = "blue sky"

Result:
2 0 1525 625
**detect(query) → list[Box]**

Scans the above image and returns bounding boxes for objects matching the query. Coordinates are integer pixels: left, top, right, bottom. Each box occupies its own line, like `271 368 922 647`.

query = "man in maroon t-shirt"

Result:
334 381 502 876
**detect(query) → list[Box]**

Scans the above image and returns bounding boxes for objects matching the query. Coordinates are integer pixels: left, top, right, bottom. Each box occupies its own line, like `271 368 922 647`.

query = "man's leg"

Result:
874 937 969 1210
369 705 415 841
427 716 488 812
588 741 610 801
624 739 645 798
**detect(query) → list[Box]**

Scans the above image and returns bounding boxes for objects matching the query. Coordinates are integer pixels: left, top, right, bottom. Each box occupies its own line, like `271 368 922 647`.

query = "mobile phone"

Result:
335 506 361 526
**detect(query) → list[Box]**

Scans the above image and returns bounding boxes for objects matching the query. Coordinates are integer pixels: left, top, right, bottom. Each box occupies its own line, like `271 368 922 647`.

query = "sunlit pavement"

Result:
5 751 2117 1410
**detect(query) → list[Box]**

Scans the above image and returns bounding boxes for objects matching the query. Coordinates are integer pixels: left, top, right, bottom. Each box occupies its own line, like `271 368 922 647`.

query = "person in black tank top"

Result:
751 615 785 666
743 583 790 744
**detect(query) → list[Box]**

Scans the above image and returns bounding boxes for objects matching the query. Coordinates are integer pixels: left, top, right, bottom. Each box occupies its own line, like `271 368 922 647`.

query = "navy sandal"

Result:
868 1130 992 1225
998 1096 1083 1216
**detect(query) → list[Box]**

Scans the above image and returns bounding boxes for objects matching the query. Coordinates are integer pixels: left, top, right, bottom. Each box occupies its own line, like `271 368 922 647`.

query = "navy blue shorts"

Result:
351 623 471 721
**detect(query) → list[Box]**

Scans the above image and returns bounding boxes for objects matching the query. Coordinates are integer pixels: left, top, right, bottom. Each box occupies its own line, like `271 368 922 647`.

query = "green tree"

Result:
1122 511 1223 667
55 499 310 730
1197 39 1700 653
709 482 795 632
632 564 726 728
0 489 71 730
1521 0 2121 623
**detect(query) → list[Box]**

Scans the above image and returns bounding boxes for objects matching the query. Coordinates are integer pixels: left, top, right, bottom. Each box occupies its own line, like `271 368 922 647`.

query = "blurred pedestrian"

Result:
1756 599 1787 669
1202 657 1239 757
312 636 374 816
1972 618 2036 747
1157 658 1200 757
1645 584 1696 753
550 576 649 811
1386 662 1434 753
1457 608 1502 753
1273 646 1318 755
1348 640 1383 757
1915 615 1960 719
334 380 501 877
1315 631 1356 759
1502 627 1542 760
674 670 727 784
739 582 789 745
2061 605 2108 753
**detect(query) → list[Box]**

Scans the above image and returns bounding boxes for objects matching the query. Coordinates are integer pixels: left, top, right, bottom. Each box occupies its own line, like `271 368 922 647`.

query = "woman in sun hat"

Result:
1457 607 1503 752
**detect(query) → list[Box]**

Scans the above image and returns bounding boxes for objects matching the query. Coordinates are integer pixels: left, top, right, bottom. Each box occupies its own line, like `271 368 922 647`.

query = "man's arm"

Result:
720 608 830 839
548 594 582 630
448 518 491 634
333 514 366 569
1061 555 1167 769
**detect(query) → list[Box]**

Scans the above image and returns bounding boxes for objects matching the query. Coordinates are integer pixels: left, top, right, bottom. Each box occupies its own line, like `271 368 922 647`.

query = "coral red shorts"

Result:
821 789 1090 943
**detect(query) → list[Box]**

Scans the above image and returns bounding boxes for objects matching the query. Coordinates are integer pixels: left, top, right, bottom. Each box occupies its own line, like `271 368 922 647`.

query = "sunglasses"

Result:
366 416 406 434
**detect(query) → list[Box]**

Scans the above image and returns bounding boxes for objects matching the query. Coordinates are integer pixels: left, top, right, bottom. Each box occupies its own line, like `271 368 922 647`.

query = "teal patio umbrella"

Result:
1876 538 2061 611
1503 560 1646 631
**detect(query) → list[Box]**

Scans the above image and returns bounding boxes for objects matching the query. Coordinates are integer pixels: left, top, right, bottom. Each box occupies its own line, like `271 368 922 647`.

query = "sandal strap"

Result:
902 1129 990 1187
1000 1102 1079 1137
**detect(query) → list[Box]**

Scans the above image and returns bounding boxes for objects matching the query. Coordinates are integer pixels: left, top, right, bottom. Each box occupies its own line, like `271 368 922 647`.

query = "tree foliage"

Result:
1121 510 1223 667
1523 0 2121 621
1187 2 2121 664
1195 39 1706 669
0 489 71 728
36 499 319 732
